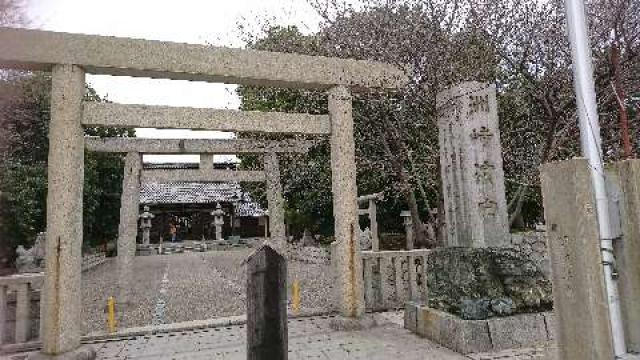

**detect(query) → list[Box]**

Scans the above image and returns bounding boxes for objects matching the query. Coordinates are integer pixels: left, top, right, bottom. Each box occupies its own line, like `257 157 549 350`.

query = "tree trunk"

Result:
406 190 436 248
611 40 634 159
508 185 527 229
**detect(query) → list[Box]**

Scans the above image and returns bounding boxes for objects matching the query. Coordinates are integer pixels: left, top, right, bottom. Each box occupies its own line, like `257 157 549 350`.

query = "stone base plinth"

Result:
329 315 376 331
27 345 96 360
405 302 553 354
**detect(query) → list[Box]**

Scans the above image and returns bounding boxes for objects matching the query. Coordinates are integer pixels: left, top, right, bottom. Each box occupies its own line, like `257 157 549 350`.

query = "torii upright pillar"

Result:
264 152 286 246
117 152 142 305
329 85 365 321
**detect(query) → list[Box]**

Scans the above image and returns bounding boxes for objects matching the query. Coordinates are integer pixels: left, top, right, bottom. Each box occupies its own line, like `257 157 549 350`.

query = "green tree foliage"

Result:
0 72 134 260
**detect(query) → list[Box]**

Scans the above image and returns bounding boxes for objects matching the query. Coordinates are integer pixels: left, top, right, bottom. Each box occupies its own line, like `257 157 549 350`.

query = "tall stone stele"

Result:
437 82 509 247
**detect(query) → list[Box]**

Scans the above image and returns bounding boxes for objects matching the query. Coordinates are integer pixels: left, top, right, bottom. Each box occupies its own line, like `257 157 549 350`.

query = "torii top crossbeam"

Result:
0 27 406 90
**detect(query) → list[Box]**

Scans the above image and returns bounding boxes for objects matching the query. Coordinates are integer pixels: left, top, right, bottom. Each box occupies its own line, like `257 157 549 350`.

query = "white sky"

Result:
25 0 323 163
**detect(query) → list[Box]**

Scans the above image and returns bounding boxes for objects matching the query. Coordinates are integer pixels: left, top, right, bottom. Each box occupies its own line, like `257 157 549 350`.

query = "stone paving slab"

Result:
85 315 466 360
7 314 559 360
74 315 556 360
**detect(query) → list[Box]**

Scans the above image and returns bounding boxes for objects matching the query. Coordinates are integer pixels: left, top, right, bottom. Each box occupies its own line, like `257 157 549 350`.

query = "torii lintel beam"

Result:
85 138 315 154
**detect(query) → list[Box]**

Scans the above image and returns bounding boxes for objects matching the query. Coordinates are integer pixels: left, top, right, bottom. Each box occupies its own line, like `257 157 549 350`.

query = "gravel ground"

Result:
81 249 334 334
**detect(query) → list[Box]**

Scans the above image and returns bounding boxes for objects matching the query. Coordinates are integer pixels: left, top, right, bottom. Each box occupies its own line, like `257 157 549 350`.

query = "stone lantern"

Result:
211 203 226 241
139 205 155 246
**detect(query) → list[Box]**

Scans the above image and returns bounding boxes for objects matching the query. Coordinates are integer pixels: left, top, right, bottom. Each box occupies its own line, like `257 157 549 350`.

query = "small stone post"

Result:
264 152 286 243
400 211 414 250
437 82 509 247
540 159 615 359
117 152 142 305
328 85 365 320
262 212 269 238
246 245 287 360
39 64 95 358
369 199 380 252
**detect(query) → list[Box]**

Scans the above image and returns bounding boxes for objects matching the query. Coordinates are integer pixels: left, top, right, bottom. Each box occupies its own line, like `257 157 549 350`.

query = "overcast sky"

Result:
25 0 323 162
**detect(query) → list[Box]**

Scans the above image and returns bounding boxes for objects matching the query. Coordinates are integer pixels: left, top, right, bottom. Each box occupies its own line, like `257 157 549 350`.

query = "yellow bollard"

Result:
292 279 300 315
107 296 117 333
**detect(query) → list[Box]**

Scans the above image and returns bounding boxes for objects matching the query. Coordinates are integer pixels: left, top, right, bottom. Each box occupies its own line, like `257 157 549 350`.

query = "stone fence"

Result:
0 273 43 350
357 231 550 313
361 249 432 311
0 250 107 352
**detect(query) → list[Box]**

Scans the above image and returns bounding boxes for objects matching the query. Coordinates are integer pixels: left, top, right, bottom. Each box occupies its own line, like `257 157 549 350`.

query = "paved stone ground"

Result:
81 249 335 334
62 314 554 360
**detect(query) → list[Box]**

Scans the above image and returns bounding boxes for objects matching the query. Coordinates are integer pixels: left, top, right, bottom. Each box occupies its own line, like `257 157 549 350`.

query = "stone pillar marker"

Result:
328 85 365 320
400 211 414 250
540 158 614 360
117 152 141 305
37 64 95 358
264 152 286 243
246 244 288 360
437 82 509 247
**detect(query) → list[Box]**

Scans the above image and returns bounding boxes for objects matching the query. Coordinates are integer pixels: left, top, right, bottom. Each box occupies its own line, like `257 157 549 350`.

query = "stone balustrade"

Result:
360 249 431 311
0 273 43 348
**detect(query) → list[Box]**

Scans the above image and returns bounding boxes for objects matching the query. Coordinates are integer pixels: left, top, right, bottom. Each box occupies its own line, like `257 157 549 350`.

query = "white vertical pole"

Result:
564 0 626 355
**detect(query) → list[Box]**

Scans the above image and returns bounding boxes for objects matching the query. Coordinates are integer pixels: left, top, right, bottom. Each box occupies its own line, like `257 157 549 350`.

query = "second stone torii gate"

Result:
86 137 309 304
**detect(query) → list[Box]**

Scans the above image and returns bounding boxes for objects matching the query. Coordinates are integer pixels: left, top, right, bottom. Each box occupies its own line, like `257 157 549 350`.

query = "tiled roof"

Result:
144 163 198 170
140 182 266 217
142 163 239 170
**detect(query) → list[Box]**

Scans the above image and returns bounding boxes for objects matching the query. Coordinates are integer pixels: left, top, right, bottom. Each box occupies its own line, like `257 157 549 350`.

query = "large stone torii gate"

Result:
85 137 313 303
0 27 406 358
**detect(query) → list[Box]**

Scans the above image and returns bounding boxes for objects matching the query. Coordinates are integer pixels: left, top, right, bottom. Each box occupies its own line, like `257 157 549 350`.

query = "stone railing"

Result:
0 273 43 348
361 249 431 311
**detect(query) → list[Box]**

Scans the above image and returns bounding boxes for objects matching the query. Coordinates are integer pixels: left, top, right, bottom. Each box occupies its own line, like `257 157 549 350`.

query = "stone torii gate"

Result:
86 137 310 303
0 27 405 358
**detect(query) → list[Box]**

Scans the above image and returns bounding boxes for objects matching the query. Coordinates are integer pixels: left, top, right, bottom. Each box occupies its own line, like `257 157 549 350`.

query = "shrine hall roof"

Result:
140 182 266 217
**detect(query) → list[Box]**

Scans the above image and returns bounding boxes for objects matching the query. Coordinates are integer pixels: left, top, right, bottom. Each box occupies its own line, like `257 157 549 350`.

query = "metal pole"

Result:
564 0 627 356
